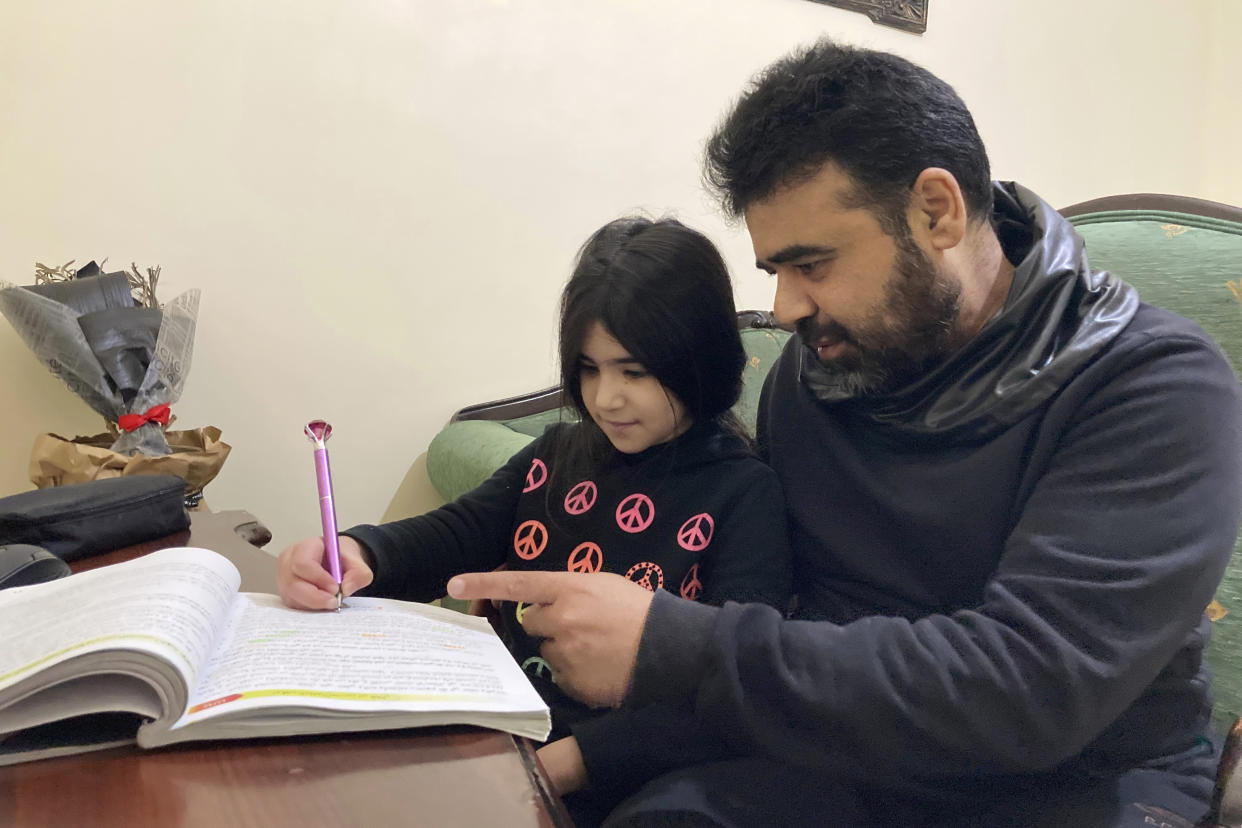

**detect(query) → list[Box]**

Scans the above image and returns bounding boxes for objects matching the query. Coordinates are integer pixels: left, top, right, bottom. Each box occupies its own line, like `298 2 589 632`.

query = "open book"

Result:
0 547 550 766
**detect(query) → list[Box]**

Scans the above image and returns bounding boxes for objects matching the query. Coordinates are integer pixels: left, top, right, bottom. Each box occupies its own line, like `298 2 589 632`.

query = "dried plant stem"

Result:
33 259 77 284
32 258 162 308
128 263 161 308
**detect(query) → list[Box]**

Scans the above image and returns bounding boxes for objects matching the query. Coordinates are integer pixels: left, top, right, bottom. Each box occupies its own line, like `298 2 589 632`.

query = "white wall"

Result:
1204 0 1242 204
0 0 1231 552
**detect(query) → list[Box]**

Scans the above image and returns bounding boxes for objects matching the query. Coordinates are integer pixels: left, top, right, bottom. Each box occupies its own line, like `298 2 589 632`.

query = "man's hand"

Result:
277 534 373 611
448 571 655 708
537 736 589 796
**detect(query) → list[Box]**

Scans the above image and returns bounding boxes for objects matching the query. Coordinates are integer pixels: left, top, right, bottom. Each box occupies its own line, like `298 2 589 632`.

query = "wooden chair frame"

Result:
1060 192 1242 223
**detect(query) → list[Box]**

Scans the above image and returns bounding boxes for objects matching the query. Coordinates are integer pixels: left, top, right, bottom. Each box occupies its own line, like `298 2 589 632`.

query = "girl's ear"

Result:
907 167 967 251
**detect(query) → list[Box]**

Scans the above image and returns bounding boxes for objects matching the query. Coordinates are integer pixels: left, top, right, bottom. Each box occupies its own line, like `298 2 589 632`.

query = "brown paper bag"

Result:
29 426 231 497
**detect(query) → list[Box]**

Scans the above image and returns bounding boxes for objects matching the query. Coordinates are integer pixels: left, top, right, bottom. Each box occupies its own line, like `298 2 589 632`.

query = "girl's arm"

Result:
342 436 547 603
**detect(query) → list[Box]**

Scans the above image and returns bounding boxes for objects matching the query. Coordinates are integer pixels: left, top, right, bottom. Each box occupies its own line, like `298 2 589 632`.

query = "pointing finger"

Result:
447 570 581 604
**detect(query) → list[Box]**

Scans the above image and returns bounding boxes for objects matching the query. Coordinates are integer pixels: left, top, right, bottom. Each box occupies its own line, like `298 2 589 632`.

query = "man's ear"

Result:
907 168 967 251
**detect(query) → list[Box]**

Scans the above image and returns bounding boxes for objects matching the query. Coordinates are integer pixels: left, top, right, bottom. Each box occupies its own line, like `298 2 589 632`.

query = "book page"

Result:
0 547 240 696
174 594 547 728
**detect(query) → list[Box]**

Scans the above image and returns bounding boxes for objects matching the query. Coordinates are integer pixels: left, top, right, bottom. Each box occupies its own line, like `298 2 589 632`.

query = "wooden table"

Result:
0 513 570 828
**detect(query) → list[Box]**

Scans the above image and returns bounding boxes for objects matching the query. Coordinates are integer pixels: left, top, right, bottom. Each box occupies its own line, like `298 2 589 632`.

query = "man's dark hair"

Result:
704 39 992 234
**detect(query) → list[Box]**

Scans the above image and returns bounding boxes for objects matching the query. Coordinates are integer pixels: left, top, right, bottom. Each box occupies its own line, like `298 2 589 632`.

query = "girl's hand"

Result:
277 534 373 610
537 736 590 796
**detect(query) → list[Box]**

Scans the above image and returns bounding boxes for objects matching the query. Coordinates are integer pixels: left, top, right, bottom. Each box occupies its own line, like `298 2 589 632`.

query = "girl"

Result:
277 216 791 823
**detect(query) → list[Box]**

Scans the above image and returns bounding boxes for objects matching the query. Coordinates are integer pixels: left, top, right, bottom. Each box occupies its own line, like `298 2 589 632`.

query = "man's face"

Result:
745 163 964 396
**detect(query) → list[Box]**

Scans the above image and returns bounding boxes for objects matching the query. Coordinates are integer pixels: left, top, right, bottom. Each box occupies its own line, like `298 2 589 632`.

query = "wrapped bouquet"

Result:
0 260 229 499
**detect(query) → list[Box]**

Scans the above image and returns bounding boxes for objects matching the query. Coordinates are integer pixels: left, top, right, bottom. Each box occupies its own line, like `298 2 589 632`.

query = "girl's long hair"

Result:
550 216 748 489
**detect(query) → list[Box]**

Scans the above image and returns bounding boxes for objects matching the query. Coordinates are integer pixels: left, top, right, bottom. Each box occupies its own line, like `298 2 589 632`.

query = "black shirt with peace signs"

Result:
345 418 791 793
499 422 791 730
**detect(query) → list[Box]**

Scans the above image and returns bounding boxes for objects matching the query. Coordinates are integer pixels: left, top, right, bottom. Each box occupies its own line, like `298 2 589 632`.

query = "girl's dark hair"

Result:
552 216 748 482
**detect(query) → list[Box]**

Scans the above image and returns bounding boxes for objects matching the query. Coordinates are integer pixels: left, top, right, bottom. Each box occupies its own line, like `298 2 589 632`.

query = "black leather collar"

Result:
799 181 1139 441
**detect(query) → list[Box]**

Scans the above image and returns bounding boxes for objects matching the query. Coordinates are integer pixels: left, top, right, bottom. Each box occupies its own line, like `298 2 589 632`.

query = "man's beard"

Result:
797 233 963 397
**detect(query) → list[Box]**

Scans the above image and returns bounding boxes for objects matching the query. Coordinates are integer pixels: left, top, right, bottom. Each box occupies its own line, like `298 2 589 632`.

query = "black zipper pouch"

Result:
0 475 190 562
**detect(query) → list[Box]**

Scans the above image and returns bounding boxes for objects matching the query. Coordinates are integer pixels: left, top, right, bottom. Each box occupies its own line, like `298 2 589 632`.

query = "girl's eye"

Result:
579 364 599 376
624 369 649 380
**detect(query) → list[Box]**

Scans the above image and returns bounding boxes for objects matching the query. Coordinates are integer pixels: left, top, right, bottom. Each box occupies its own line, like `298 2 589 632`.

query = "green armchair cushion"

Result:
425 420 536 504
734 327 796 431
1069 210 1242 375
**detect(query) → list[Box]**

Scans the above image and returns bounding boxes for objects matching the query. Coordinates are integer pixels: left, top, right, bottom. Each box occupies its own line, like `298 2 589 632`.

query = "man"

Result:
452 38 1242 825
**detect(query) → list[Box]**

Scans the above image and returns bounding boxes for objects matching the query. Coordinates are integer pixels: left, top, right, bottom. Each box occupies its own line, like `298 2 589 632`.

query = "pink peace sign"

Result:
564 481 597 515
677 513 715 552
524 458 548 493
680 563 703 601
567 542 604 574
625 561 665 592
513 519 548 560
615 493 655 534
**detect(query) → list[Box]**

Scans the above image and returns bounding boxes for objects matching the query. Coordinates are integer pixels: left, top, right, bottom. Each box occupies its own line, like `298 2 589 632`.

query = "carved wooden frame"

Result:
1058 193 1242 224
805 0 928 34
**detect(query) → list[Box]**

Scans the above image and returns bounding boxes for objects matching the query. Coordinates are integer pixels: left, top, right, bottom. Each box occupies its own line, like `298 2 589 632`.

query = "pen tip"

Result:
336 585 342 613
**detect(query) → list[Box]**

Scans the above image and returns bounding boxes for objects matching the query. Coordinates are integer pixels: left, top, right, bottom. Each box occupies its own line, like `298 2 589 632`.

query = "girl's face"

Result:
577 321 691 454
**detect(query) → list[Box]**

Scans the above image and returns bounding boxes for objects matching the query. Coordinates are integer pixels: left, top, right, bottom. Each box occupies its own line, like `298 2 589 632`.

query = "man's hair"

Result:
704 39 992 234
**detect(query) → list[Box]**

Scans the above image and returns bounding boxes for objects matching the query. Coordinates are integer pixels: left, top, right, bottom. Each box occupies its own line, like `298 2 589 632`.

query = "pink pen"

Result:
304 419 343 611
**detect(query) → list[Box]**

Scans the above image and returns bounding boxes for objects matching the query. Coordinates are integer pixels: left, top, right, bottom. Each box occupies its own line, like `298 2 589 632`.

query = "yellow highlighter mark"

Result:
0 634 192 685
211 688 490 706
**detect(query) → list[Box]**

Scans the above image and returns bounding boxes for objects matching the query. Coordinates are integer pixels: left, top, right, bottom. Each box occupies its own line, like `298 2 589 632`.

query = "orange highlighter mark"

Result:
188 693 243 714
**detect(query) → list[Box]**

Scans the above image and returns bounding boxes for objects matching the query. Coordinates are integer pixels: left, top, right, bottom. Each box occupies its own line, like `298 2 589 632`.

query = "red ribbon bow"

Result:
118 404 172 433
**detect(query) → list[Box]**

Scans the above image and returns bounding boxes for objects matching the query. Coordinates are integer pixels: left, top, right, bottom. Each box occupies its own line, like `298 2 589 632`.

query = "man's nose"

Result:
772 272 816 328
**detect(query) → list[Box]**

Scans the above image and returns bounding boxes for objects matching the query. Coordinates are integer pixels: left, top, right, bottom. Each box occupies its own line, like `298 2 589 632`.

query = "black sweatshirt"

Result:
625 183 1242 808
344 419 791 796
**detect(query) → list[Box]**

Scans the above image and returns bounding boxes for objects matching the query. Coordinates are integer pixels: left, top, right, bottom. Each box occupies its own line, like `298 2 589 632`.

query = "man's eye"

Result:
795 261 821 276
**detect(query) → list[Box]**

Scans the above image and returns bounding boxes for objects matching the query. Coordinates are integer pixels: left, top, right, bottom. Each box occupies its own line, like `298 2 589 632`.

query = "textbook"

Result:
0 547 551 766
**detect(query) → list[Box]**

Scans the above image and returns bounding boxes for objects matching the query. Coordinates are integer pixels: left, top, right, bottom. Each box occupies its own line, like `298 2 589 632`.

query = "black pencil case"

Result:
0 475 190 562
